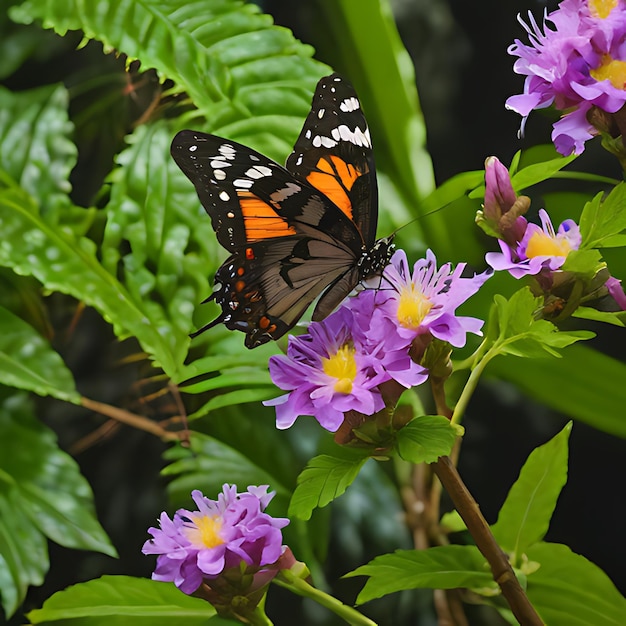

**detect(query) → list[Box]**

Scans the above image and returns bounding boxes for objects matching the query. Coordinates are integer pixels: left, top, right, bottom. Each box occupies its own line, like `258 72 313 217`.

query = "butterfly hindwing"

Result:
172 74 393 348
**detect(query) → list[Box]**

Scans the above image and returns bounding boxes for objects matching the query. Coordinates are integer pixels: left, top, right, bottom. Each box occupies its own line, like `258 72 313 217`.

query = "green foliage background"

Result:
0 0 624 624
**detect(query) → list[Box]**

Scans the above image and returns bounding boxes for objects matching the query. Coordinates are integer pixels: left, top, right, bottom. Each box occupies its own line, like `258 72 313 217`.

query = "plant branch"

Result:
433 456 544 626
80 396 183 441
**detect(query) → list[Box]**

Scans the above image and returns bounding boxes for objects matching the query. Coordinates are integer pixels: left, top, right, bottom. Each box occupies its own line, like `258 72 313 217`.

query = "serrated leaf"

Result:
0 179 182 378
491 423 571 561
579 183 626 250
395 415 457 464
347 545 494 604
101 122 217 374
188 388 278 420
0 83 75 213
26 575 233 625
0 391 115 617
488 288 594 359
164 433 291 506
0 486 48 618
0 305 79 402
288 450 370 521
526 543 626 625
12 0 327 161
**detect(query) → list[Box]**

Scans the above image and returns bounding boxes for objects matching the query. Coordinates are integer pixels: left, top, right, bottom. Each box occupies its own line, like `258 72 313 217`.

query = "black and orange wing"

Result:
170 130 361 347
285 73 378 249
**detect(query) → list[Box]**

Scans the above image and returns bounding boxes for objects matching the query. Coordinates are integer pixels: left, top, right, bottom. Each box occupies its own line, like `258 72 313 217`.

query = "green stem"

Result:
274 572 378 626
450 347 496 427
244 604 274 626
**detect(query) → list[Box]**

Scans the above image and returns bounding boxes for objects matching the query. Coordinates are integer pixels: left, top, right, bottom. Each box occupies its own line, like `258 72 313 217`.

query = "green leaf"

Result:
347 545 494 604
316 0 435 205
573 306 626 327
489 345 626 438
491 423 571 561
0 486 47 618
486 288 594 359
579 183 626 250
526 543 626 626
288 449 371 521
0 305 79 403
395 415 458 464
26 575 233 625
163 433 291 505
12 0 327 160
510 153 578 191
0 84 75 213
0 177 183 379
101 121 217 376
0 391 115 617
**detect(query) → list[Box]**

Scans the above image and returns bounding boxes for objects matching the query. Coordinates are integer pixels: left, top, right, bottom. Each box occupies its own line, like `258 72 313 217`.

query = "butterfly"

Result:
171 73 394 348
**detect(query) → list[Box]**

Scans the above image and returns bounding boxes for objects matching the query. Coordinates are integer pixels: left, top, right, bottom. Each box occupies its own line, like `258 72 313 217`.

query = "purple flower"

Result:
506 0 626 155
479 156 529 245
142 486 289 595
606 275 626 309
486 209 581 278
373 249 490 349
264 307 389 432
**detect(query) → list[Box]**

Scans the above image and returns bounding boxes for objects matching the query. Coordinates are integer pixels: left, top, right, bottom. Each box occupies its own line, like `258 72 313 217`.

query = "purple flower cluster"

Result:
142 486 288 595
265 250 490 432
481 156 626 311
482 157 581 279
506 0 626 155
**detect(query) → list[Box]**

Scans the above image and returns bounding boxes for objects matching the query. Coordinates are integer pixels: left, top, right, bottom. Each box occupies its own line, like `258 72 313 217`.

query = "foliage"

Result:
0 0 624 624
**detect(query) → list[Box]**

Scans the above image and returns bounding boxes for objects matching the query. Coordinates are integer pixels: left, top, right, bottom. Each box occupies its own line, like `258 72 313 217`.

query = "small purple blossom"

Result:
374 249 491 349
486 209 581 278
264 307 392 432
506 0 626 155
479 156 529 245
606 275 626 309
142 486 288 595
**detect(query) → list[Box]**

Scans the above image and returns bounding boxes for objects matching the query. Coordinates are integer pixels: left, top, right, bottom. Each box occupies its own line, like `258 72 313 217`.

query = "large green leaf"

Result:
0 177 185 378
12 0 327 160
526 543 626 626
579 183 626 250
0 305 79 402
0 391 115 617
348 545 495 604
101 121 219 375
488 344 626 438
491 423 571 562
26 576 235 625
0 83 75 214
288 449 371 521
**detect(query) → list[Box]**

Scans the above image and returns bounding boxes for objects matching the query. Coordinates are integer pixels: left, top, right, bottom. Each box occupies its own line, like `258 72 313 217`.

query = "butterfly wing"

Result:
171 130 361 347
286 73 378 250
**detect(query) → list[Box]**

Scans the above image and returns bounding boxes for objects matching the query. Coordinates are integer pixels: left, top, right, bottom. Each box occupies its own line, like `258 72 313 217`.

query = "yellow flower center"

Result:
590 54 626 89
589 0 617 19
396 285 433 329
185 514 224 549
525 230 573 259
322 344 357 394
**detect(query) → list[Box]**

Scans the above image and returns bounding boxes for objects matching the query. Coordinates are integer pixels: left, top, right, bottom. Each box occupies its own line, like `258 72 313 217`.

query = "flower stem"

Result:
433 456 544 626
274 571 378 626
